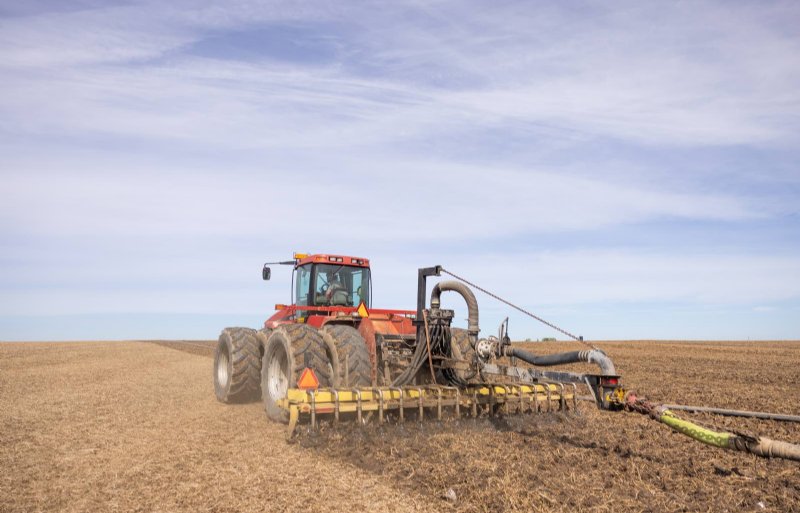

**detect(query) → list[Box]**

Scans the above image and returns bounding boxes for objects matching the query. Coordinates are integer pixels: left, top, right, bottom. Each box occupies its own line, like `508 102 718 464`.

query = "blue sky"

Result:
1 1 798 341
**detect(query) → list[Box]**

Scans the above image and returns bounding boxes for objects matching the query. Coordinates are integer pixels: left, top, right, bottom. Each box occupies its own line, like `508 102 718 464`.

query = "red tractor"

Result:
213 253 433 421
213 253 622 430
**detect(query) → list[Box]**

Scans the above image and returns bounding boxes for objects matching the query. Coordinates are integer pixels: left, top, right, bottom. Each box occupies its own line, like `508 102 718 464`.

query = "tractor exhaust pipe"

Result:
505 347 617 376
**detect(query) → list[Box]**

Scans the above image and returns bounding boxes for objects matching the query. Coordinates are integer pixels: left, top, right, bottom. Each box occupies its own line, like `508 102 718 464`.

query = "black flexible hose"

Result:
392 334 428 386
506 347 617 375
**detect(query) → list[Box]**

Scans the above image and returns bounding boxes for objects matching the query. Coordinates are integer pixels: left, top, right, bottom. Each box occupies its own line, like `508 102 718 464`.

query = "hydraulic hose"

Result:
430 281 479 341
393 281 482 387
506 347 617 376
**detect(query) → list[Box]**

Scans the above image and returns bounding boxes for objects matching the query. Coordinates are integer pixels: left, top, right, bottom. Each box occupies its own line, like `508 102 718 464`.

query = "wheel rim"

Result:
267 344 289 399
217 345 230 388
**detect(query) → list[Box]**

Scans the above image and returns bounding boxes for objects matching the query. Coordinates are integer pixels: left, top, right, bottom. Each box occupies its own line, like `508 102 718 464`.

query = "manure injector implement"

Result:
213 253 800 462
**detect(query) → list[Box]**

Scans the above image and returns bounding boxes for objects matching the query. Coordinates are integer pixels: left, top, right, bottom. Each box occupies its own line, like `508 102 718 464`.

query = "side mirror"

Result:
262 265 271 281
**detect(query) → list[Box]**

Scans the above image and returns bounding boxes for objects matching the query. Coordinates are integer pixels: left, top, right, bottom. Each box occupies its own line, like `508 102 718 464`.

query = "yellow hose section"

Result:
659 409 732 449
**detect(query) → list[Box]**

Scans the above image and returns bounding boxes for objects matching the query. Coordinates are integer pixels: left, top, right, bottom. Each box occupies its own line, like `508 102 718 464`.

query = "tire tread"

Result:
215 327 262 403
322 325 371 387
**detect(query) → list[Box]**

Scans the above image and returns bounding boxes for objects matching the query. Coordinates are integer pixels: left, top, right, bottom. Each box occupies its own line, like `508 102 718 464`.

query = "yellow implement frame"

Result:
279 382 577 435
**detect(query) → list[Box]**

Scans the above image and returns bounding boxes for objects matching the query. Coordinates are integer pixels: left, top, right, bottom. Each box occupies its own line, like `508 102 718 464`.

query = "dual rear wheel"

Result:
261 324 335 422
213 323 372 422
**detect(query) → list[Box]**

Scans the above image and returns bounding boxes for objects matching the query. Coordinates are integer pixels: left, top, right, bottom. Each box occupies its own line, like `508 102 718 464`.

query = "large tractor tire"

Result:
321 325 372 387
214 327 262 403
261 324 334 423
256 327 271 353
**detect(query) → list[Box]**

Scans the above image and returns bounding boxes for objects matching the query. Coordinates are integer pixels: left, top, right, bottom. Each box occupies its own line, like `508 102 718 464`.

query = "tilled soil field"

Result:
1 340 798 512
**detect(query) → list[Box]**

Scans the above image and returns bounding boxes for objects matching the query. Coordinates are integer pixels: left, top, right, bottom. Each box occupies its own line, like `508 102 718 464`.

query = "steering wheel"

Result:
320 283 329 294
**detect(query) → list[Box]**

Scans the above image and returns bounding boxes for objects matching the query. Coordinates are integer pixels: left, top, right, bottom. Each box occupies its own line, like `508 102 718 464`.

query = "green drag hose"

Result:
659 410 732 449
626 397 800 462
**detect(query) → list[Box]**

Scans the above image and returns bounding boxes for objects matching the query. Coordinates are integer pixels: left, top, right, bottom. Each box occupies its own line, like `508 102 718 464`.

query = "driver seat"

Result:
330 289 350 306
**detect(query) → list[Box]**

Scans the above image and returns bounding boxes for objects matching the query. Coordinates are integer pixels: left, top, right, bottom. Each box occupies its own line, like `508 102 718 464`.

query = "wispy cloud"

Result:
0 158 765 243
2 1 799 149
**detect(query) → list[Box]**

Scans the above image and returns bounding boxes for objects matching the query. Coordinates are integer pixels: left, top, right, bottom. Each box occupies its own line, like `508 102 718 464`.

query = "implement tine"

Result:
310 390 317 429
331 389 340 423
556 383 566 411
545 384 552 412
442 386 460 419
518 385 525 414
416 387 424 422
569 383 578 412
287 405 299 437
373 388 384 424
390 387 404 423
352 388 363 425
501 384 511 415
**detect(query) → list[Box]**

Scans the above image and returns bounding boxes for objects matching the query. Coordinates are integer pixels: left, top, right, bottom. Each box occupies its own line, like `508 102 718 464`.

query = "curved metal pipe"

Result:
585 349 616 375
430 280 480 340
506 347 616 376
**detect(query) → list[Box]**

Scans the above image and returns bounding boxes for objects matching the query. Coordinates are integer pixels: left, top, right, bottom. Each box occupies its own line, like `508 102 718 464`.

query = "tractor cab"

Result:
294 255 371 307
295 261 371 308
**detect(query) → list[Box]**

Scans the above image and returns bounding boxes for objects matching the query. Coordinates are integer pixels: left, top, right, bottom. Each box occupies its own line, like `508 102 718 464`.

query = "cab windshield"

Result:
295 264 370 308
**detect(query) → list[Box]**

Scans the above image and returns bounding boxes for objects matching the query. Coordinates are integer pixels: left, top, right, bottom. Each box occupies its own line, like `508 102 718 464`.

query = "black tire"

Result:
261 324 334 423
321 325 372 387
256 328 271 354
214 327 262 403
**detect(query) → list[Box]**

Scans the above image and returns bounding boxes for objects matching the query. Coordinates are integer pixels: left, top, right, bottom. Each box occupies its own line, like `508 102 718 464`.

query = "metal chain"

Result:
440 268 599 351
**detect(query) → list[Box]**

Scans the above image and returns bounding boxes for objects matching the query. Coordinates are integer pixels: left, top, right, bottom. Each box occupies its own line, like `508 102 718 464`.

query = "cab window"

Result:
312 264 371 307
295 265 312 306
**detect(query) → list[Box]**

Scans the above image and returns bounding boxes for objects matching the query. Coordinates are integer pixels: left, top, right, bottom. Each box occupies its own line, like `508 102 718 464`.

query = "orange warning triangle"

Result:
297 367 320 390
356 301 370 318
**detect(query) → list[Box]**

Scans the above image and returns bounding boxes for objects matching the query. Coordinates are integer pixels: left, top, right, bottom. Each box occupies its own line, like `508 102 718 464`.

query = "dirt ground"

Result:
1 340 798 512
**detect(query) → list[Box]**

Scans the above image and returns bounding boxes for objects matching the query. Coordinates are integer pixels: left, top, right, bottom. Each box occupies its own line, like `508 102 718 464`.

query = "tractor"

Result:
213 253 623 433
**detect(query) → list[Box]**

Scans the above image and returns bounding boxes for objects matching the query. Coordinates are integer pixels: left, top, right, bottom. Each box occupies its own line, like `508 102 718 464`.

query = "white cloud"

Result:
753 306 777 312
0 157 764 244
